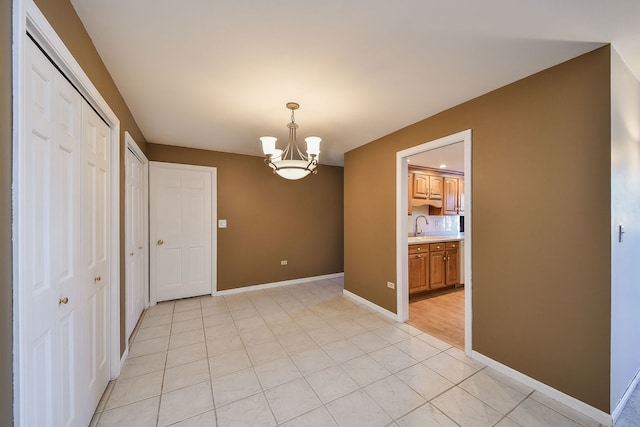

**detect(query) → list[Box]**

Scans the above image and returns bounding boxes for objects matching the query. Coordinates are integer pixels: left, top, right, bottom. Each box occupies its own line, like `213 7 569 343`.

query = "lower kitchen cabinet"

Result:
408 244 429 294
429 242 460 290
444 241 460 286
429 243 447 290
408 240 461 295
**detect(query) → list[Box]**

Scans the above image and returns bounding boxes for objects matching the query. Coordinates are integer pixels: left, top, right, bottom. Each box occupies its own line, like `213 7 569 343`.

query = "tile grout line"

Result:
154 300 175 427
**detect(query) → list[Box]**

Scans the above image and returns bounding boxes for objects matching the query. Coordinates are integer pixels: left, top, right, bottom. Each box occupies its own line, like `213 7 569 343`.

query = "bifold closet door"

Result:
20 37 110 427
125 147 146 339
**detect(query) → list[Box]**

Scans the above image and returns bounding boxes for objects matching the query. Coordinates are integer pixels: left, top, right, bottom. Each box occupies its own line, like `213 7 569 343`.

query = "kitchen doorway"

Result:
395 130 472 355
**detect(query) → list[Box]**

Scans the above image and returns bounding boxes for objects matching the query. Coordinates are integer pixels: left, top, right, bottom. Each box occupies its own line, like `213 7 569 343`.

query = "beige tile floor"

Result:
90 278 606 427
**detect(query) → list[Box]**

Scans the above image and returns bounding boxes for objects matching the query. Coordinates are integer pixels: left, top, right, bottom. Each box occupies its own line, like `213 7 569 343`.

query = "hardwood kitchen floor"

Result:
408 288 464 348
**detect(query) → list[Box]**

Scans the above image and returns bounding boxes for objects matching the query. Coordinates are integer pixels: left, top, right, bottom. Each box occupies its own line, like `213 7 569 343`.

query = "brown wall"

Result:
1 0 13 423
345 47 612 411
33 0 147 354
147 144 344 290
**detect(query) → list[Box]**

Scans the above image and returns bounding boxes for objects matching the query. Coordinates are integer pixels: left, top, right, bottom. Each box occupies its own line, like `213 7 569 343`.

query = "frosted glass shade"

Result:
271 160 316 180
271 149 283 162
260 136 277 156
305 136 321 156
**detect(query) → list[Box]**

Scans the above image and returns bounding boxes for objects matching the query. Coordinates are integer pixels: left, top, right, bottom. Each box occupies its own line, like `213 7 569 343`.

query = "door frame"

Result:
148 161 217 305
12 1 122 423
395 129 472 356
124 132 149 342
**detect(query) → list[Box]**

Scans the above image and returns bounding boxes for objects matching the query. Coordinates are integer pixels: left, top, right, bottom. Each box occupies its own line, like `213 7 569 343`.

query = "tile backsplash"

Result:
409 205 461 236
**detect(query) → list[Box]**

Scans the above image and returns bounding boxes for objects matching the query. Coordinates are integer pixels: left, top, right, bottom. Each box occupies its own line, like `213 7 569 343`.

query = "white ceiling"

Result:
409 143 464 173
69 0 640 166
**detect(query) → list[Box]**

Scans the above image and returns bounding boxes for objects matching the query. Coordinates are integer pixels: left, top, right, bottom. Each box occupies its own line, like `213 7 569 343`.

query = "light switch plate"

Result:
218 219 227 228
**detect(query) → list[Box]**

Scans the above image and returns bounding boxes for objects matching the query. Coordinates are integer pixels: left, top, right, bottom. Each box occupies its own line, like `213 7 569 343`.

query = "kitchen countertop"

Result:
408 233 464 244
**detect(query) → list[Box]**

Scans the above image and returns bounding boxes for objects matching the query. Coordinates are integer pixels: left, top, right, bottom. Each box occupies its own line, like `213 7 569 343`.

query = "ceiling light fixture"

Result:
260 102 321 180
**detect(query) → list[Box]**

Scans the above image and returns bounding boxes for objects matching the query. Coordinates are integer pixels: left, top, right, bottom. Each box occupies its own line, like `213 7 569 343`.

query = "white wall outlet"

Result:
218 219 227 228
280 260 288 265
387 281 395 289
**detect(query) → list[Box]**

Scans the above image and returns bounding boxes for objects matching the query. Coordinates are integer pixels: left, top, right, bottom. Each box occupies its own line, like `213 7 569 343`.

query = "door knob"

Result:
130 252 134 256
157 239 164 245
94 276 101 283
59 297 69 305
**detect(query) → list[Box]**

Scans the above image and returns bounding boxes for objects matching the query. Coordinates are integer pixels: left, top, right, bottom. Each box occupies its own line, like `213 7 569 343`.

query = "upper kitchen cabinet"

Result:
412 171 443 201
457 178 465 214
409 166 462 215
444 177 464 215
429 175 443 200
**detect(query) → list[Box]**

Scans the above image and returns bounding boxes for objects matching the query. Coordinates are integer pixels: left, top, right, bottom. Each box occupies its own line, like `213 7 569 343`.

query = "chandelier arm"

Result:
295 143 309 161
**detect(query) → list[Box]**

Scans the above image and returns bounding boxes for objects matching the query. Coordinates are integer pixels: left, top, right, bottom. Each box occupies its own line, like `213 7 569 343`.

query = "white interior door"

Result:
82 101 111 411
125 146 147 339
20 37 111 427
150 162 216 302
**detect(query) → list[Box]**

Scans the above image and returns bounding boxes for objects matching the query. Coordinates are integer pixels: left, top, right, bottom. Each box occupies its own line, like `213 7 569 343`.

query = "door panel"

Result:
22 37 85 427
82 102 110 409
151 163 214 302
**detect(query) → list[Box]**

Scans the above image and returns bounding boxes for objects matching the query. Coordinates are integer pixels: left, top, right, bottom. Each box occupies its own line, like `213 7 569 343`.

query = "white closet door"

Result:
82 101 111 412
150 162 214 302
22 37 84 427
125 147 146 338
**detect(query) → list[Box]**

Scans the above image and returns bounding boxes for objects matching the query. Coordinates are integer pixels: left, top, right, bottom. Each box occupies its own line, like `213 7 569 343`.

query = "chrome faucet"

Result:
415 215 428 236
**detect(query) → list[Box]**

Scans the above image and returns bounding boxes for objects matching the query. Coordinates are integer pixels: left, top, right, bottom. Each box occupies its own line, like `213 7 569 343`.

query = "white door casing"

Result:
125 138 148 339
150 162 217 303
396 129 473 356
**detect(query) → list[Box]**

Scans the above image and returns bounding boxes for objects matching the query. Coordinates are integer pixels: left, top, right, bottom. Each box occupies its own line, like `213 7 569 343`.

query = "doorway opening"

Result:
395 129 472 355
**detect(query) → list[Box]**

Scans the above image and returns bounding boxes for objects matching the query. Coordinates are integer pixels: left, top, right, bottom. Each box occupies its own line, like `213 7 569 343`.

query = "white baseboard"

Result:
342 289 398 321
472 351 612 426
116 347 129 379
612 368 640 423
215 273 344 296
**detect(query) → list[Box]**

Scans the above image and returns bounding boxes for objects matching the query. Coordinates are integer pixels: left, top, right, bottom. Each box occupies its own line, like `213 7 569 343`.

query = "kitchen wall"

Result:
345 47 612 411
408 206 461 236
0 0 12 423
146 143 344 290
610 48 640 411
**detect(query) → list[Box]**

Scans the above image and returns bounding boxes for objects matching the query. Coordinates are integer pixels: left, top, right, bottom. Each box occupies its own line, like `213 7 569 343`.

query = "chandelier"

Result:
260 102 321 180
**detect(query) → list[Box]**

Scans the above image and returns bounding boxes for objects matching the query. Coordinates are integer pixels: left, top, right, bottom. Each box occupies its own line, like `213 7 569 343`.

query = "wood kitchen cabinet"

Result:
428 243 446 289
444 241 460 286
444 177 464 215
408 173 413 215
429 175 443 200
409 167 462 216
428 241 460 290
412 173 429 199
408 244 429 294
457 178 465 214
412 172 443 201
